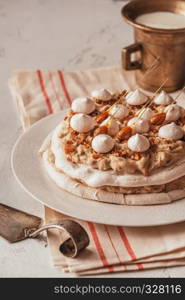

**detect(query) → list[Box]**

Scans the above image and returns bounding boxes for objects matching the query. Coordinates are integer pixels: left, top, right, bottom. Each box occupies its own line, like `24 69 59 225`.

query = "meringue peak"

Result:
153 90 173 105
128 134 150 152
91 88 112 101
126 89 148 106
109 104 129 120
71 97 95 114
164 104 181 121
70 113 96 133
158 122 184 140
128 117 150 133
92 134 115 153
138 107 153 120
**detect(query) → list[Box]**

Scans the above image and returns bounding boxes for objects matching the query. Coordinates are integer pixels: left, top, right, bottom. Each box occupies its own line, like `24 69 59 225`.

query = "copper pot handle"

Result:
122 43 142 70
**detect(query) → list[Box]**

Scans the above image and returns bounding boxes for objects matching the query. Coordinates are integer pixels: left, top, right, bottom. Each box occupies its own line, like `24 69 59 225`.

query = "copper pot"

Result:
121 0 185 92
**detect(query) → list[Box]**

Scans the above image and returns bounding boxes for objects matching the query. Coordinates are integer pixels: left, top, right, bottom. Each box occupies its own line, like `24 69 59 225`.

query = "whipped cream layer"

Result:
43 150 185 205
50 121 185 188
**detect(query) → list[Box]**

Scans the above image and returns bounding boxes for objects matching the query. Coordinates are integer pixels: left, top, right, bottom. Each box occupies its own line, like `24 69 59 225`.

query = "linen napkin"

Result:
9 66 185 275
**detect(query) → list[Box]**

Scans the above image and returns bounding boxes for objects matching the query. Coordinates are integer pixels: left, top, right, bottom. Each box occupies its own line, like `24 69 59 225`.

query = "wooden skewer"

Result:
98 77 170 134
107 60 163 123
103 57 162 125
142 56 160 79
151 77 169 99
107 90 127 112
137 77 169 119
174 86 185 102
103 90 128 124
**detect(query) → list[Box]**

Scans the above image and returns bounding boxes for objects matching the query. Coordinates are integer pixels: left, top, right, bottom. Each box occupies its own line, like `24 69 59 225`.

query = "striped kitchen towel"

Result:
9 67 185 275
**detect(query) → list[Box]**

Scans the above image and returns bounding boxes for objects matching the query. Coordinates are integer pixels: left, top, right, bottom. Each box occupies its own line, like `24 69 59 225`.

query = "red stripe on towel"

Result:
117 227 143 270
37 70 53 114
87 222 113 272
104 225 126 270
48 71 62 108
57 70 72 105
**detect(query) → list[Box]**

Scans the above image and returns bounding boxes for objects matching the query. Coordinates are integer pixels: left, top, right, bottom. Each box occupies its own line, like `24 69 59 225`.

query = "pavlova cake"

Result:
39 88 185 205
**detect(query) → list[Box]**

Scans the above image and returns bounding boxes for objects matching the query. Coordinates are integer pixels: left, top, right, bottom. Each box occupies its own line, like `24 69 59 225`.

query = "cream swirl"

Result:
127 117 150 133
153 90 173 105
126 89 148 105
158 122 184 140
164 104 182 121
71 97 95 114
92 134 115 153
109 104 129 120
128 134 150 152
70 113 96 133
101 116 119 136
91 88 112 101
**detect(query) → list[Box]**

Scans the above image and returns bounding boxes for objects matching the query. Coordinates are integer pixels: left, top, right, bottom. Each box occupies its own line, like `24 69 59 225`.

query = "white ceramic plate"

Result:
11 111 185 227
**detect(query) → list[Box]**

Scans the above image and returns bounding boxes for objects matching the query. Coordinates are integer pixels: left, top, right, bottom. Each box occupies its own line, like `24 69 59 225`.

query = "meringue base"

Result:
41 148 185 206
102 175 185 194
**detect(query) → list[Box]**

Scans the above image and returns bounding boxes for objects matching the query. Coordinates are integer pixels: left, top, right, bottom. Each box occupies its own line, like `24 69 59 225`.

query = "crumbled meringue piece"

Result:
109 104 129 120
158 122 184 140
153 90 173 105
71 97 95 114
91 88 112 101
101 116 119 136
128 134 150 152
164 104 182 121
70 113 96 133
138 107 153 120
92 134 115 153
126 89 148 105
127 117 150 133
